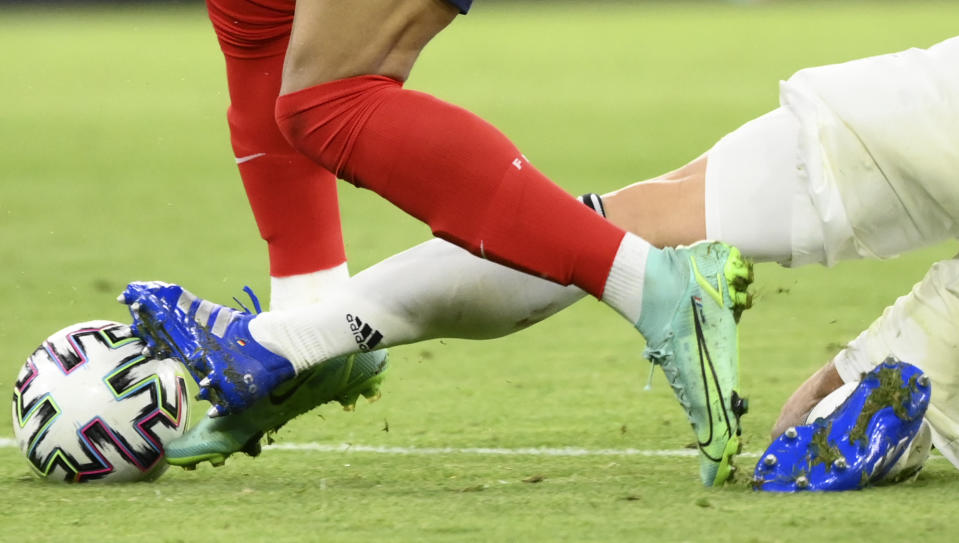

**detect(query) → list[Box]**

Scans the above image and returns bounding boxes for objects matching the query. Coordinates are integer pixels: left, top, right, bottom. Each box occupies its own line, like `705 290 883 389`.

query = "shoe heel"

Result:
723 247 754 321
711 435 742 486
723 247 754 293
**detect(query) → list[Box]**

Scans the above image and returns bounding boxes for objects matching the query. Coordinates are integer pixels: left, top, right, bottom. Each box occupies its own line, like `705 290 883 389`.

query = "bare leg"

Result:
603 155 707 249
602 107 802 262
770 361 844 439
281 0 457 92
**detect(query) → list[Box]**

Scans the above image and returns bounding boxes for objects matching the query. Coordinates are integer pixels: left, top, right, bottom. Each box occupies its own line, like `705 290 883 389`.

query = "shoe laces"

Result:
642 345 668 391
232 285 263 315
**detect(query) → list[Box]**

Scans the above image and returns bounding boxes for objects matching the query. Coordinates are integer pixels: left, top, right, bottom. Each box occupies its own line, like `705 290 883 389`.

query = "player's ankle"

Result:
601 234 652 325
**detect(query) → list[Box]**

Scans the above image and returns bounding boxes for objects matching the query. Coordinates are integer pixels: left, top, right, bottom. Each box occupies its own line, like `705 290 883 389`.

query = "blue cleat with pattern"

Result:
120 281 299 416
753 358 931 492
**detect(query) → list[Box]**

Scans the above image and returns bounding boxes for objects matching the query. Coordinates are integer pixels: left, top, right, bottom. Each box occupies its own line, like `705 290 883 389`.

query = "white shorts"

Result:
832 258 959 470
706 36 959 267
705 37 959 470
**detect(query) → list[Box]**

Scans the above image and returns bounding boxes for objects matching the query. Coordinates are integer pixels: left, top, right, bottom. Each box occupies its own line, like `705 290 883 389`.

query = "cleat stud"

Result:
833 458 848 470
339 392 360 409
918 375 930 387
241 437 263 458
763 454 778 467
795 476 810 489
784 427 798 440
130 302 141 312
362 388 382 402
116 294 125 303
731 392 748 417
141 346 151 357
199 376 212 388
731 276 749 292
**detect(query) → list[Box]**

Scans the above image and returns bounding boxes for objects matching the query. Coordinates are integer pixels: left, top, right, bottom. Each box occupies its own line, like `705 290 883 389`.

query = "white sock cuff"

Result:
270 263 350 310
601 234 650 323
249 311 332 374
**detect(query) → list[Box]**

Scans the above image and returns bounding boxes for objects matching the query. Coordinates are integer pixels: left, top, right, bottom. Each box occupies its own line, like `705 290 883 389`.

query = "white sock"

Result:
269 263 350 311
600 233 651 324
249 239 586 373
250 295 369 373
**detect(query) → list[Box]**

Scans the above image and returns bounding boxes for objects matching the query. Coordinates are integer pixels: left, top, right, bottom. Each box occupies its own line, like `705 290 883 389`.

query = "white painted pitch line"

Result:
264 444 951 464
0 436 949 463
263 442 766 459
264 442 718 457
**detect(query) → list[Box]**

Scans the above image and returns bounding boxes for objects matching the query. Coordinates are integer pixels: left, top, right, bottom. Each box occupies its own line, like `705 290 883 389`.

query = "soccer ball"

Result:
11 320 189 483
807 380 932 483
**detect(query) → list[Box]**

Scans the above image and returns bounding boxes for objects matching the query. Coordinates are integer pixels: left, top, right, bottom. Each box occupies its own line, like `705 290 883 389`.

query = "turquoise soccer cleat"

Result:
635 241 753 486
164 350 388 469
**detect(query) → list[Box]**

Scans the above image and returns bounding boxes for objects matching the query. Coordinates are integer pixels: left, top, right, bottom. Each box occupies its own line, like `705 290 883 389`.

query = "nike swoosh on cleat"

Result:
691 296 734 461
235 152 266 164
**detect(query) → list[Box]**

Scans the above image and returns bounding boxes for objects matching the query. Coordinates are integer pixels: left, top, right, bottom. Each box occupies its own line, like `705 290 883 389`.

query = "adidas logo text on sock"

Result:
346 314 383 351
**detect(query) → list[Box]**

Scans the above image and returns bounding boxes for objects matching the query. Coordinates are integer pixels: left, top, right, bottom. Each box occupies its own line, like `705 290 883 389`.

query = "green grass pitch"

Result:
1 1 958 541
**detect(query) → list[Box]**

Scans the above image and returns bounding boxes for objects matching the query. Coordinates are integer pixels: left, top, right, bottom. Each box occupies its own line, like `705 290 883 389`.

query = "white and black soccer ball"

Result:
11 320 189 483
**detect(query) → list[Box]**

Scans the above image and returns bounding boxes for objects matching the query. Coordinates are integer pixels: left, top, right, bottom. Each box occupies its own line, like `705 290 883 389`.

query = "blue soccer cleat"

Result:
753 358 931 492
119 281 296 415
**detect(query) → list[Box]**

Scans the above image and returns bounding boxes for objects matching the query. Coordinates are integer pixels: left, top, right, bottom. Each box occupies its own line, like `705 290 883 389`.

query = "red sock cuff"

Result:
275 75 402 178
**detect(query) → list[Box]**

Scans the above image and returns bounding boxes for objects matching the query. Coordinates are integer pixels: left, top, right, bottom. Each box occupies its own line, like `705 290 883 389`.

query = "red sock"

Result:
275 76 625 297
211 1 347 278
220 52 347 277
